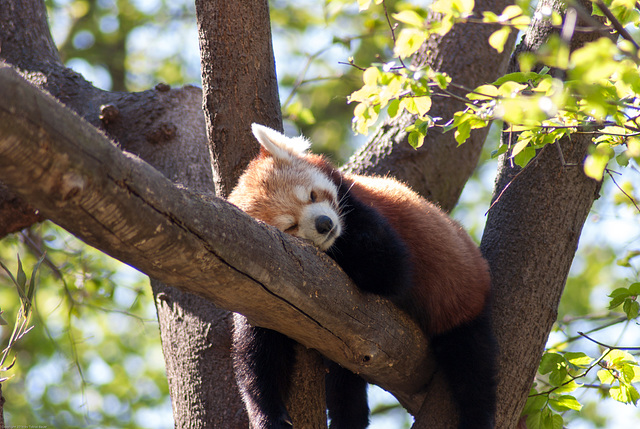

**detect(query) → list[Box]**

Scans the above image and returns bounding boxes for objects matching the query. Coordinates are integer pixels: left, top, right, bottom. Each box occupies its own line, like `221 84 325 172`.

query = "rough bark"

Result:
345 0 518 212
0 66 431 411
480 1 606 427
0 1 248 426
195 0 283 197
195 0 329 425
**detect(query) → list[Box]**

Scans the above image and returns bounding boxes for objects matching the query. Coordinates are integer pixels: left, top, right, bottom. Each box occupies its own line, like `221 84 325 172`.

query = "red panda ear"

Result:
251 123 311 162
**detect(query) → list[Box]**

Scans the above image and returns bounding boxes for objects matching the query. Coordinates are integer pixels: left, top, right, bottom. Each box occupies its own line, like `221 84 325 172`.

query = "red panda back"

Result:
345 174 491 334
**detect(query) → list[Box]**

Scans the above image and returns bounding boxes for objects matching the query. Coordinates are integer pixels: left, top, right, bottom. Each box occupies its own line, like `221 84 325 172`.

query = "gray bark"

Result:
481 1 606 427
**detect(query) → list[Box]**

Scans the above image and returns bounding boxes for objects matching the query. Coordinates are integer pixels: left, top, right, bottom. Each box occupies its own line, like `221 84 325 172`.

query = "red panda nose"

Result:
315 215 333 235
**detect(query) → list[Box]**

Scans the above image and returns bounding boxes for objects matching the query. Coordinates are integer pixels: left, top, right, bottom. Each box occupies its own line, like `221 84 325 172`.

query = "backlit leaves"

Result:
597 350 640 405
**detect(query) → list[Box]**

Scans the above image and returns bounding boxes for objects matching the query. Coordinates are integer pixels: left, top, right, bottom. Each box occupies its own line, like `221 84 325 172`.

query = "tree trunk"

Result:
195 0 330 425
481 1 606 427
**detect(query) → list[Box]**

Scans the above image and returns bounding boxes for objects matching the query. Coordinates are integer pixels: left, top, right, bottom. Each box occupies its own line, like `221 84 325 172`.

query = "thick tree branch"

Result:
0 66 431 412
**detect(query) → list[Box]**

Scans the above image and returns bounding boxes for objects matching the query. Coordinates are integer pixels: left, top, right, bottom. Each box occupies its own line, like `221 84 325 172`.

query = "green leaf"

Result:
387 99 400 117
408 130 425 149
413 96 432 117
565 352 593 368
491 144 508 158
540 353 565 375
549 395 582 412
482 11 499 23
489 27 511 53
24 253 46 314
392 10 425 27
16 255 27 289
454 120 471 145
363 67 380 86
511 138 530 158
499 4 524 21
623 299 639 319
433 72 450 90
584 143 614 180
527 408 564 429
493 72 541 86
610 384 640 405
610 287 632 298
394 28 427 59
609 293 629 310
467 84 498 100
514 146 536 168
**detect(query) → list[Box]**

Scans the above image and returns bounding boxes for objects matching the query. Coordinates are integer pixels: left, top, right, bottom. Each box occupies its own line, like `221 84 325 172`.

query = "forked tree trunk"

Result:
0 0 608 428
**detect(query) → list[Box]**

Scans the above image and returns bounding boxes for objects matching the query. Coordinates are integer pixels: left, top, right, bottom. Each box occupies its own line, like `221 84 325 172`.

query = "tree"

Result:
1 0 639 428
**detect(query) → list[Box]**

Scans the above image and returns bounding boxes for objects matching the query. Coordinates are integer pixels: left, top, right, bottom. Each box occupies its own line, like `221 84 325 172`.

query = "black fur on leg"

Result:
232 314 296 429
325 361 370 429
327 182 412 298
429 305 498 429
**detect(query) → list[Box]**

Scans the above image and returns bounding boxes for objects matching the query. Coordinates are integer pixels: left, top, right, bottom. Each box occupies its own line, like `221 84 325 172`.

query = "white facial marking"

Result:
307 170 338 201
294 186 308 203
298 201 342 251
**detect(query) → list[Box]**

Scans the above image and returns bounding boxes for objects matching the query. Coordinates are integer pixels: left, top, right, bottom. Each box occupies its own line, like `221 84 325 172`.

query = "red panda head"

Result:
228 124 342 251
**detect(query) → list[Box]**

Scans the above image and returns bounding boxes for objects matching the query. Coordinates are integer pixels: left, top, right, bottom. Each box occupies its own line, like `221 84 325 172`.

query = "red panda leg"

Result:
325 361 370 429
232 314 295 429
429 304 498 429
326 182 412 298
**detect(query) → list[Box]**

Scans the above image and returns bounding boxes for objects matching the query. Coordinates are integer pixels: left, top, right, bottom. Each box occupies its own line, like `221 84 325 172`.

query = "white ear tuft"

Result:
251 123 311 161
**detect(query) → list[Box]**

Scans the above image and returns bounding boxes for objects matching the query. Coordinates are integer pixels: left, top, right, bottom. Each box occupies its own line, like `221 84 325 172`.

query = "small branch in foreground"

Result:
578 331 640 351
606 168 640 214
594 0 640 50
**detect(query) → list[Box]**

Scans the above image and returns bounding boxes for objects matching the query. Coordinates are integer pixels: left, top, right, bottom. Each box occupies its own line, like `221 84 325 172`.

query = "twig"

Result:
594 0 640 50
282 46 332 111
338 59 366 71
552 314 628 349
530 348 613 397
485 144 546 215
578 331 640 351
606 168 640 214
382 0 409 69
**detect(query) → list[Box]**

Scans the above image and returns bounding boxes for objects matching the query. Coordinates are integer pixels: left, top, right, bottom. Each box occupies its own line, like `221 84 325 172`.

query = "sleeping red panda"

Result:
228 124 497 429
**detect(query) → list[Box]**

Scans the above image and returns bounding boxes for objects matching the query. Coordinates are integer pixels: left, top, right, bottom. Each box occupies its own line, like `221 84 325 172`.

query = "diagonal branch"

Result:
0 65 431 412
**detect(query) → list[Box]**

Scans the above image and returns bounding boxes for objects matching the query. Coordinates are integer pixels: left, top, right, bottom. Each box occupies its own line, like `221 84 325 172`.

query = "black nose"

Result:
315 215 333 234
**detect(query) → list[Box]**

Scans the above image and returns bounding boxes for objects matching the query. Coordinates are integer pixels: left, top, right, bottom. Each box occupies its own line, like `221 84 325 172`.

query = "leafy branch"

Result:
0 254 44 382
350 0 640 182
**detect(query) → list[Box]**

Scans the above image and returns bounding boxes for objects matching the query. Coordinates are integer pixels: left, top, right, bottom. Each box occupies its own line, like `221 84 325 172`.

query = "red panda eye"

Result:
284 224 298 233
310 191 317 202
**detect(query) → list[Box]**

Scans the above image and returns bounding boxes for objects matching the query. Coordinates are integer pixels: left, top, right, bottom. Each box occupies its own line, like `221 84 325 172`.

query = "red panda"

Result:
228 124 497 429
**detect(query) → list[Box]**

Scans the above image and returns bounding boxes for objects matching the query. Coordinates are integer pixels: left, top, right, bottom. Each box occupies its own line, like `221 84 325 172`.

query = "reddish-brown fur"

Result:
343 173 490 333
235 149 490 334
